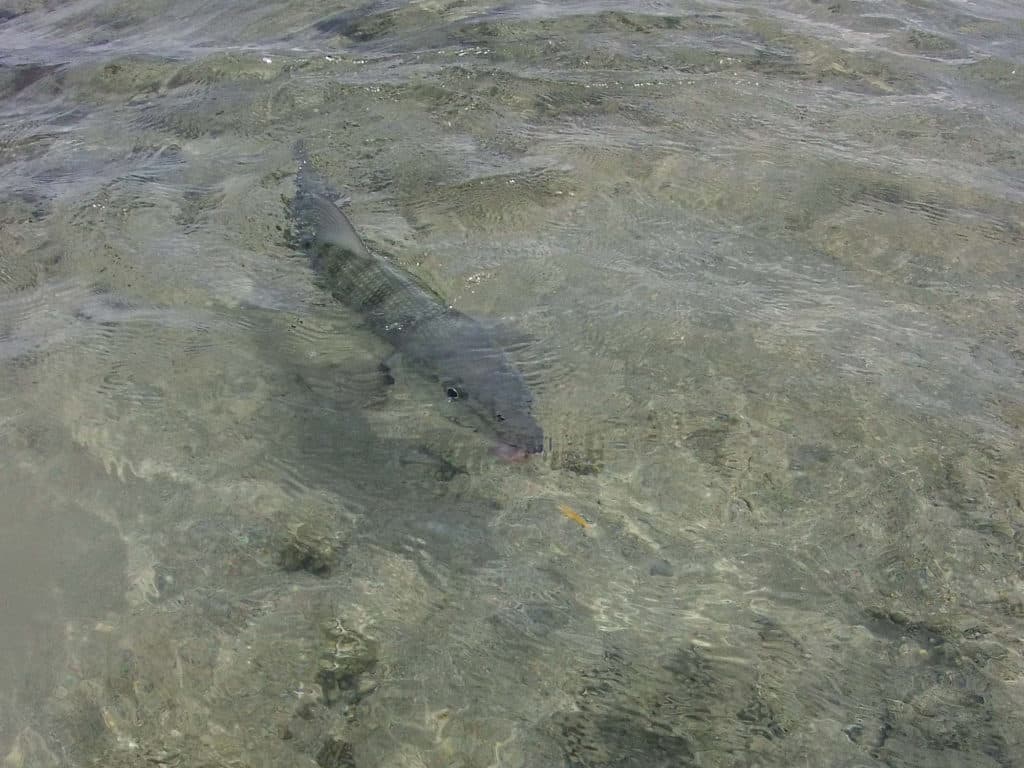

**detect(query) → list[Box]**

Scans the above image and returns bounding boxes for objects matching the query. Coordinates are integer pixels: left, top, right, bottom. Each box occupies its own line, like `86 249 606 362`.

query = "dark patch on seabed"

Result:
526 603 1024 768
0 63 62 99
315 7 396 42
852 607 1018 768
543 645 780 767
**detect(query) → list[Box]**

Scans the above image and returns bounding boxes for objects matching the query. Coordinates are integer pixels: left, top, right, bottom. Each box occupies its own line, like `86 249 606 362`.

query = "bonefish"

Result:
290 143 543 459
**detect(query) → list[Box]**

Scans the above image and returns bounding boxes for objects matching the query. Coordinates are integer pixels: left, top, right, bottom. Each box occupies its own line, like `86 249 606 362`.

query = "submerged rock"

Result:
278 521 339 575
316 620 378 706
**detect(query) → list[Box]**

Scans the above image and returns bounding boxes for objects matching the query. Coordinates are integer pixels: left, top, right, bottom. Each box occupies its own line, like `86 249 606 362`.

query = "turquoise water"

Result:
2 2 1023 766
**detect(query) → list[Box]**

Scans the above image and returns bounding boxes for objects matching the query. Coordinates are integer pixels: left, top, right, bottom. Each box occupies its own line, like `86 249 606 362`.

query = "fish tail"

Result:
293 140 340 201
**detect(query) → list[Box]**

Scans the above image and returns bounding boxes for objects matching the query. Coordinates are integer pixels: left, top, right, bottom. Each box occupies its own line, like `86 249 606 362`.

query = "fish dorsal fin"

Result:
290 142 449 316
301 192 371 258
292 141 369 258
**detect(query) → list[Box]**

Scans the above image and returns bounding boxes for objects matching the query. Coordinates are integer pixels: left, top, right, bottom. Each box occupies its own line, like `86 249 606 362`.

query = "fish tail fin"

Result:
293 140 342 201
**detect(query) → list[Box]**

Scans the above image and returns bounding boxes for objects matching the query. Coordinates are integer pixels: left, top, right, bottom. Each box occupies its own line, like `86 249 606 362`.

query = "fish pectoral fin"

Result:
472 317 538 355
379 351 403 386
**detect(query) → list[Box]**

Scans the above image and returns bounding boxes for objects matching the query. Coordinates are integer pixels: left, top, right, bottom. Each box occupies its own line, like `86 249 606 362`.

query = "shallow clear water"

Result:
2 1 1023 766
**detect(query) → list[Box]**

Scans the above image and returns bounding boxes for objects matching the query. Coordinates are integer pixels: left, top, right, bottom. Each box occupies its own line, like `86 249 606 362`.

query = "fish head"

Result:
440 361 544 459
409 315 544 458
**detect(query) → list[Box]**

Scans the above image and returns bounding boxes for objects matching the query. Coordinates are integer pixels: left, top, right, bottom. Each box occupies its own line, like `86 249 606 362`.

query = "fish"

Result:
289 142 543 459
558 503 590 528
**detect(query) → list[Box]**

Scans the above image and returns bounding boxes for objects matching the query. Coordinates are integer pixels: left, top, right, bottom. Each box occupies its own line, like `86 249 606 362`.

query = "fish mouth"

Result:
493 442 531 462
493 431 544 462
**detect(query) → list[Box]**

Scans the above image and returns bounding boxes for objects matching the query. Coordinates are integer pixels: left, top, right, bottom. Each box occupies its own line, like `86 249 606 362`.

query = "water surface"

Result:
2 1 1023 766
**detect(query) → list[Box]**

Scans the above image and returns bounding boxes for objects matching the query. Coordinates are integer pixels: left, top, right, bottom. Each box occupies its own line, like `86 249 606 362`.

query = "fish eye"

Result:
495 413 505 422
445 385 463 400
